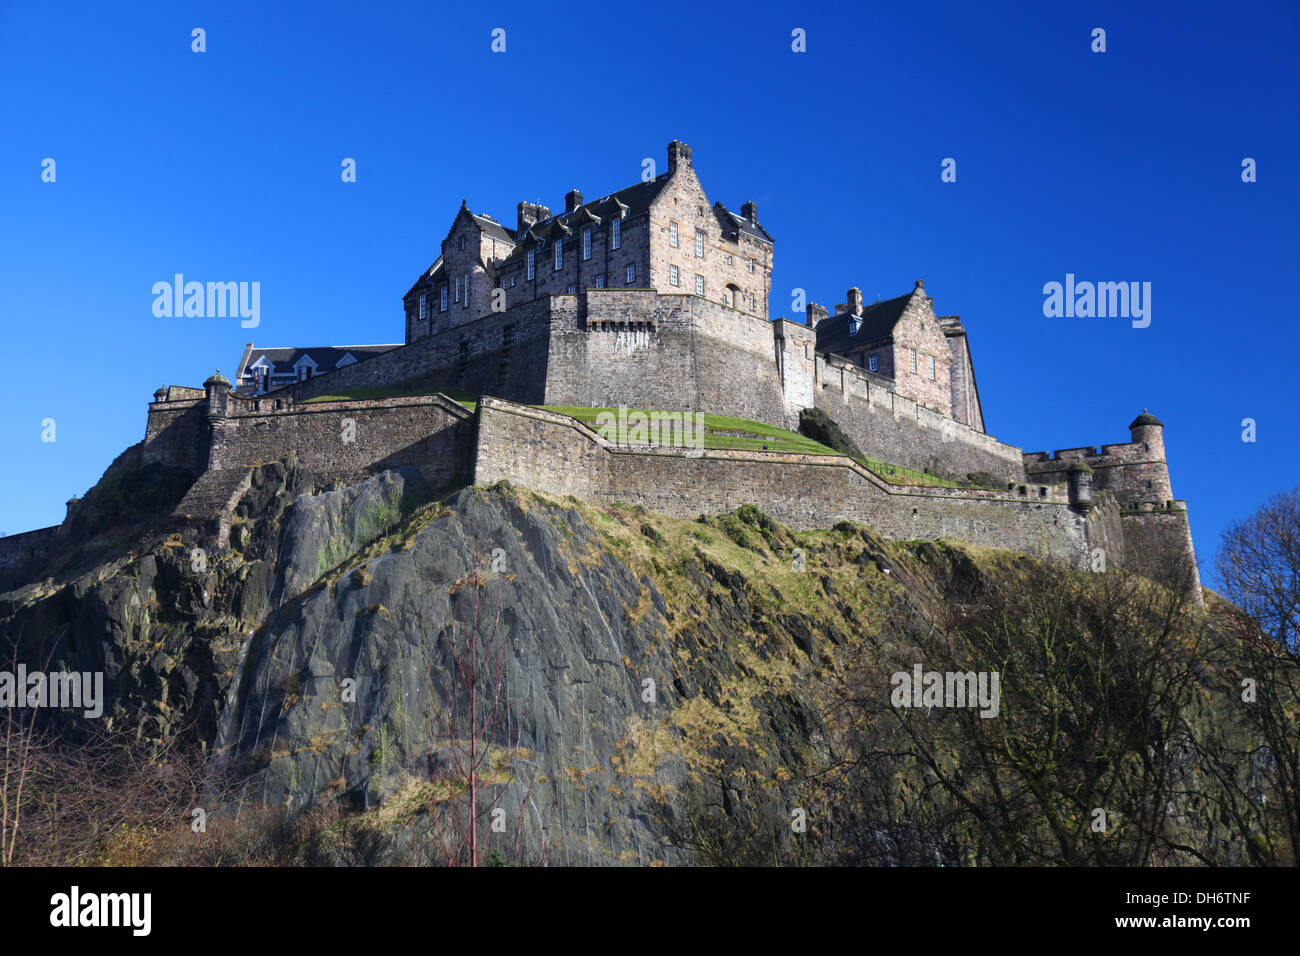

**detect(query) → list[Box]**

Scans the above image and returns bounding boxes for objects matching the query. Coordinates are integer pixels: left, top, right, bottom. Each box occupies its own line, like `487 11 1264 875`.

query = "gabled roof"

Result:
715 202 773 244
815 291 913 353
236 345 401 383
472 213 516 245
500 176 671 265
404 256 444 299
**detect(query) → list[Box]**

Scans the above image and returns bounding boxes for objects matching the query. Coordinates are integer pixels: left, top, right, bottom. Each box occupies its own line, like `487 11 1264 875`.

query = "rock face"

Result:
0 458 828 863
214 482 694 864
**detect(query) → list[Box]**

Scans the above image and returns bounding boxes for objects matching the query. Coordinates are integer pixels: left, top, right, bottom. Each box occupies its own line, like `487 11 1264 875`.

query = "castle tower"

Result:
1127 410 1173 504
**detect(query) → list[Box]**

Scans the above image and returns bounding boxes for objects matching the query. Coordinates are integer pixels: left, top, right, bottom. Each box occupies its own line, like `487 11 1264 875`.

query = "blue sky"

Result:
1 0 1297 584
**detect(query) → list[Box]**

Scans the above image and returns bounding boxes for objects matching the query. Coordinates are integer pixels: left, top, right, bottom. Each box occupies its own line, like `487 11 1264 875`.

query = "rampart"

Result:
471 397 1096 565
813 354 1027 482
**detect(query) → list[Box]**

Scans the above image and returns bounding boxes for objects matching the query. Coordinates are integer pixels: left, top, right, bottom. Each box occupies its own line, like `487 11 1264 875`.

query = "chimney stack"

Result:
741 200 758 222
565 189 583 213
847 287 863 315
667 140 692 176
807 303 828 328
516 201 551 235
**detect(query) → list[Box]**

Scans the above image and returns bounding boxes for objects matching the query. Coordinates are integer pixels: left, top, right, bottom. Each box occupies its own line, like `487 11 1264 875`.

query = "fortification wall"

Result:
1120 507 1202 596
1025 442 1173 506
206 394 474 491
813 355 1026 482
473 398 1090 563
0 526 61 589
142 396 208 473
277 298 561 405
544 290 791 427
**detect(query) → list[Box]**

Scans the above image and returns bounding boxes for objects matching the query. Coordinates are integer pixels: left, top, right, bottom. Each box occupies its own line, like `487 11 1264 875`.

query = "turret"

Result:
1067 459 1093 512
204 370 232 418
1129 409 1165 460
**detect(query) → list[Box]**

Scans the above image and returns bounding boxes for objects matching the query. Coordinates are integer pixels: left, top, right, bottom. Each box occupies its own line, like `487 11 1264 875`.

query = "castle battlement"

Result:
0 143 1202 606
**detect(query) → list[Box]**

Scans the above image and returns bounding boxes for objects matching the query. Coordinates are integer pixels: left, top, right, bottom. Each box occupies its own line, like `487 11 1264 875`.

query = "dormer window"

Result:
868 354 879 372
849 315 862 334
612 219 621 249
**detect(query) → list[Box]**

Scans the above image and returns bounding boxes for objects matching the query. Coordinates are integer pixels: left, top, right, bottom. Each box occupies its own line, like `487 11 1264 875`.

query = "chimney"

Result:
565 189 583 213
516 201 551 235
807 302 828 329
667 140 692 176
847 287 863 315
741 201 758 223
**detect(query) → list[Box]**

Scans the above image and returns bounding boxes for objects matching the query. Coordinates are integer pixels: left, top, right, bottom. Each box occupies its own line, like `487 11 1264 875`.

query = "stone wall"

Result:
0 526 60 589
545 290 792 427
813 354 1026 482
1025 439 1174 507
473 397 1092 563
278 298 559 405
143 390 209 474
206 393 474 492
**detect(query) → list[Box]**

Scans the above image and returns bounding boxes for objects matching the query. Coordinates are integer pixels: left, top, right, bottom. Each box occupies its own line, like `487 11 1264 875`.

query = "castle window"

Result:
868 354 879 372
554 239 563 271
458 236 466 251
612 219 621 249
596 275 605 289
583 228 591 260
626 264 636 284
670 265 680 286
463 273 470 307
440 286 448 311
695 230 704 258
928 355 936 380
910 349 917 374
747 257 755 273
695 274 704 295
454 276 461 303
418 293 427 320
669 221 679 247
527 249 535 280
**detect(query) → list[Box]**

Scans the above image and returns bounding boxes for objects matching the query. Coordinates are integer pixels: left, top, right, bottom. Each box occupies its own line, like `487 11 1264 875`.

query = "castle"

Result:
0 141 1202 600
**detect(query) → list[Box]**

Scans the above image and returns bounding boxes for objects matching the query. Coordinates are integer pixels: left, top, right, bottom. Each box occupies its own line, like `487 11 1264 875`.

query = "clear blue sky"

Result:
2 0 1297 585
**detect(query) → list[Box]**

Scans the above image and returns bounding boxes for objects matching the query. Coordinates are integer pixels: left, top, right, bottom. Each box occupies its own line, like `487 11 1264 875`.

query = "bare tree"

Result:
1213 487 1300 863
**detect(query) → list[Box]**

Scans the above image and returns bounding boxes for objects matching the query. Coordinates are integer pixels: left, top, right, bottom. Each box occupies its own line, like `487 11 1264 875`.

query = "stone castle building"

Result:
0 141 1202 601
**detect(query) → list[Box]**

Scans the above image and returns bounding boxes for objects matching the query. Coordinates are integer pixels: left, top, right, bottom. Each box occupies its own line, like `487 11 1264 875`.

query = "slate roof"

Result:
814 292 913 353
716 203 773 243
237 344 402 389
499 176 672 265
472 213 516 245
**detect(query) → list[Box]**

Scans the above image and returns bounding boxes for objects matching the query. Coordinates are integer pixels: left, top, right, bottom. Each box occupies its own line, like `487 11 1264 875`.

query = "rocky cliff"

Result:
0 454 1264 865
